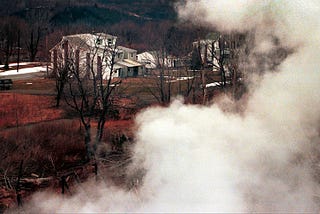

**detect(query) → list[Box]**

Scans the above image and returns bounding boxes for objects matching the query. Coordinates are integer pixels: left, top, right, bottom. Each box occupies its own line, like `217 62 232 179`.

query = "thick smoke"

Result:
22 0 320 212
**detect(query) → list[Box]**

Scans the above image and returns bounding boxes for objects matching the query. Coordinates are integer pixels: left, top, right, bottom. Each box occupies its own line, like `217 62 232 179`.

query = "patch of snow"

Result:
0 66 46 76
167 76 195 83
206 82 222 88
0 62 37 68
205 81 231 88
177 76 194 81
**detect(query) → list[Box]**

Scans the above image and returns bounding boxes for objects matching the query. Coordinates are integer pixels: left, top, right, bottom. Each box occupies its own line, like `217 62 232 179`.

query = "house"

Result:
137 51 188 70
114 46 145 78
50 33 144 79
192 39 231 69
192 38 232 78
137 51 159 69
192 39 219 68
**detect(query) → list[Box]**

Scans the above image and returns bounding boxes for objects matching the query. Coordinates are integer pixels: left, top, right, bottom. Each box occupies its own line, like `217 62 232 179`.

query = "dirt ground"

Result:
0 92 63 128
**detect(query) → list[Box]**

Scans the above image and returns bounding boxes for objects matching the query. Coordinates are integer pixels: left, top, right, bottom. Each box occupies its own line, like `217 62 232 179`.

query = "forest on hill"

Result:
0 0 209 65
1 0 177 25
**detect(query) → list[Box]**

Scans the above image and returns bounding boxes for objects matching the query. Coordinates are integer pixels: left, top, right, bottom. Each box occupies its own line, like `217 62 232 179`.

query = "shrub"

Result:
0 120 86 178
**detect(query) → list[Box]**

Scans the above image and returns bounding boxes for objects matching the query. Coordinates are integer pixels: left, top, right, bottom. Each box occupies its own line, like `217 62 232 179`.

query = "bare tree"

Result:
0 17 25 70
56 34 121 159
26 26 41 62
196 33 244 98
139 22 173 104
53 43 68 107
189 44 203 103
140 22 204 104
226 33 246 99
24 7 50 62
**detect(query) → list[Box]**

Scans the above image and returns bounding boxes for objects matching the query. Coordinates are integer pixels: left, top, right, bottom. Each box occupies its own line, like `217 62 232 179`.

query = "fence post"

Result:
16 160 23 207
93 162 98 181
60 175 70 195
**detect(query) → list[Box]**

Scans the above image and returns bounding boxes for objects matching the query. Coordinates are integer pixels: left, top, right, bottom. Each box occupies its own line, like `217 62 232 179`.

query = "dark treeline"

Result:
0 0 210 68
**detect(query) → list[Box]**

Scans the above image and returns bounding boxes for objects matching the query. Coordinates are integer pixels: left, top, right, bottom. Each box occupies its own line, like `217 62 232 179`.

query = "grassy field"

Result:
10 78 56 95
0 93 62 128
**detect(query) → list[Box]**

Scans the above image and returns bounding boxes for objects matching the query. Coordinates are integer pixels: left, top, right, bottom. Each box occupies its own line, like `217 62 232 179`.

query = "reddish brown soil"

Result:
0 93 63 129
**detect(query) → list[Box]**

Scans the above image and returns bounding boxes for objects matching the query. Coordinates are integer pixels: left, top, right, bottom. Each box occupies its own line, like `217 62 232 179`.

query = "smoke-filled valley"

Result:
7 0 320 212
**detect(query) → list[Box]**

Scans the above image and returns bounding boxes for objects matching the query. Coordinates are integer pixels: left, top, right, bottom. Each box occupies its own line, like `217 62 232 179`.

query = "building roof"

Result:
50 33 117 52
192 39 217 46
115 59 143 68
64 33 117 40
63 36 91 50
117 46 137 53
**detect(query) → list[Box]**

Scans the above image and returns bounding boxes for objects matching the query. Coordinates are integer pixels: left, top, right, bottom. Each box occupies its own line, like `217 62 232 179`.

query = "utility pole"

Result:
46 34 48 77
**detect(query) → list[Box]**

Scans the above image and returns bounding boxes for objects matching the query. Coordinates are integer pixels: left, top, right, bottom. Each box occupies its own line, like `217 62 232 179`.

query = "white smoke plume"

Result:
21 0 320 212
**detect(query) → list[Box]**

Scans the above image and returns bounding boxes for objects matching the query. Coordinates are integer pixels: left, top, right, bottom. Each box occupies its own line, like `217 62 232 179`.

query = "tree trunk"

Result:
160 68 165 103
4 40 11 70
178 69 181 95
219 37 227 87
55 69 66 107
29 30 34 62
16 160 23 207
202 69 207 104
55 83 64 107
17 30 20 73
95 110 107 153
166 69 171 103
232 68 237 99
53 50 57 76
221 64 226 87
84 124 93 160
28 27 40 62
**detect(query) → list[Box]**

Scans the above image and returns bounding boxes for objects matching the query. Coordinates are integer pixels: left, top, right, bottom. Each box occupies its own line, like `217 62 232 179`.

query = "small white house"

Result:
114 46 144 78
137 51 178 69
192 39 231 71
192 39 219 67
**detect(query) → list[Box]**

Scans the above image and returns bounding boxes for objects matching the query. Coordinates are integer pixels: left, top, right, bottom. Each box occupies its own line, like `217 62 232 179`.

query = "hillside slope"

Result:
2 0 178 27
